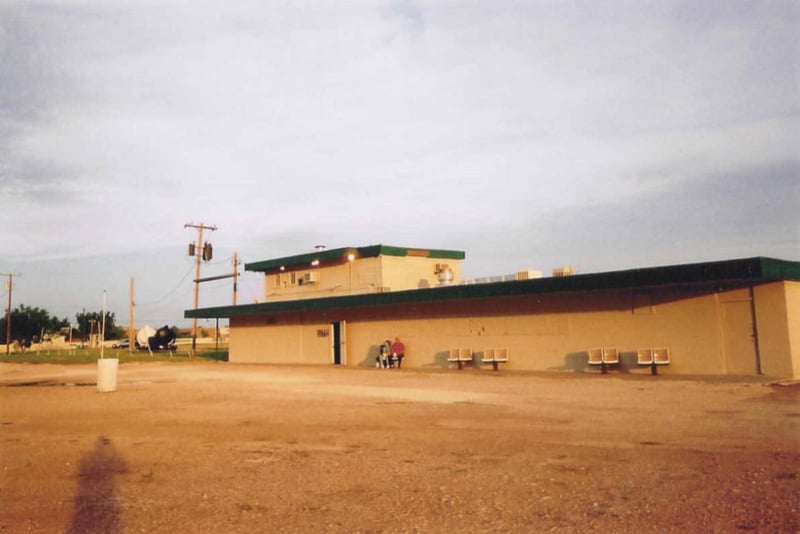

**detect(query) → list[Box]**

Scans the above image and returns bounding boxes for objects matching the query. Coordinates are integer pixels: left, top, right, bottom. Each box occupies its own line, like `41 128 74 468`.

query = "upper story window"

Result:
272 271 312 288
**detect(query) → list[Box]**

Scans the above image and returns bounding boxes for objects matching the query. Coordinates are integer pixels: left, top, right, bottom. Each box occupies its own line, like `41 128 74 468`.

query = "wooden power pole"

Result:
233 252 239 305
2 273 19 355
184 222 217 356
129 277 135 352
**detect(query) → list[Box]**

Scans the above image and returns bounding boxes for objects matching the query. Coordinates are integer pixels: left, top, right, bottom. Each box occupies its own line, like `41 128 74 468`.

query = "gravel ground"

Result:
1 362 798 533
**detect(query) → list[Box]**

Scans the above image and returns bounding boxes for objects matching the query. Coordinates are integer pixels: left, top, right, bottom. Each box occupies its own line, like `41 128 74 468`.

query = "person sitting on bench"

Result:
376 340 391 368
391 337 405 368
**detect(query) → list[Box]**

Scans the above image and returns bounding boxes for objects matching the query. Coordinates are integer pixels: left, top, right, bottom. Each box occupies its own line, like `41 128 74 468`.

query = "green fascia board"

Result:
186 256 800 319
245 244 466 273
759 256 800 280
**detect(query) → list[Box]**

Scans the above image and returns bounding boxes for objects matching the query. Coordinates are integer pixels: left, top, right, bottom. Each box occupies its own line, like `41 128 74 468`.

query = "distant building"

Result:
186 247 800 379
245 244 466 301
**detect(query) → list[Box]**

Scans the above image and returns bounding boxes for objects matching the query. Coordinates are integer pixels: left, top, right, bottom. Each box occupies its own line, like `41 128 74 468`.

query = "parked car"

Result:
112 339 130 349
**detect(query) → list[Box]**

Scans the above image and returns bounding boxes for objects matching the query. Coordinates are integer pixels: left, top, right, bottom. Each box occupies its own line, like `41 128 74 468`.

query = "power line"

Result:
136 263 196 306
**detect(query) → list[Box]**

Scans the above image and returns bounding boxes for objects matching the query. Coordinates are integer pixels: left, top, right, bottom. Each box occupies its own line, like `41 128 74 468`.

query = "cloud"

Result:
0 1 797 325
460 157 799 278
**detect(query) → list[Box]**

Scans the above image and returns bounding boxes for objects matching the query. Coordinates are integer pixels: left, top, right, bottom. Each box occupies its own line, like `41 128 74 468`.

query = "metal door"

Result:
330 321 346 365
720 292 760 375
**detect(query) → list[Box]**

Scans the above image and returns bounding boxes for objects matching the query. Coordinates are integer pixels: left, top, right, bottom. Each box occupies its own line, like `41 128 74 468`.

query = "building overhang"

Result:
186 256 800 319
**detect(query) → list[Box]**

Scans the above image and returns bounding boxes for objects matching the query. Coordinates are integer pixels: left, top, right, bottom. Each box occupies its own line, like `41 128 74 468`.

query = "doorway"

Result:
330 321 346 365
719 289 761 375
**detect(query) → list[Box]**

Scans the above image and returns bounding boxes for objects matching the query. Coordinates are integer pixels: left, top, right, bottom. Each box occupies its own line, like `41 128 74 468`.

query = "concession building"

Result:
185 245 800 379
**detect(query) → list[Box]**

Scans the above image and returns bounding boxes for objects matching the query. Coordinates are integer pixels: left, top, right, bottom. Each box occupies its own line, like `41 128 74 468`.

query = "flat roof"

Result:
186 256 800 319
245 244 466 275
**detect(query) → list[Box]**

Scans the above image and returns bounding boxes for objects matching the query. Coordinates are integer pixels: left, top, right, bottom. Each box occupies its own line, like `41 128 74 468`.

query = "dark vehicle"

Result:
147 325 177 351
112 339 130 349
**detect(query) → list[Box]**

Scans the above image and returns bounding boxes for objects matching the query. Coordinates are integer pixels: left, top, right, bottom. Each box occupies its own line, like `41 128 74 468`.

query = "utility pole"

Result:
88 320 96 348
129 277 135 352
2 273 20 355
185 222 217 356
233 252 239 305
190 251 240 349
100 290 106 359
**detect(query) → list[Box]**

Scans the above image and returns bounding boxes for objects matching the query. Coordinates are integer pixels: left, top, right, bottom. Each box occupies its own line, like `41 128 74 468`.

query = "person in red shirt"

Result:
391 337 405 368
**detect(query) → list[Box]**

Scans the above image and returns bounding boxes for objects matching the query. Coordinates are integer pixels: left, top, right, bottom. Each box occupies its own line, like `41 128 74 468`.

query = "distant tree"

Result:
0 304 69 344
75 309 118 341
111 326 127 340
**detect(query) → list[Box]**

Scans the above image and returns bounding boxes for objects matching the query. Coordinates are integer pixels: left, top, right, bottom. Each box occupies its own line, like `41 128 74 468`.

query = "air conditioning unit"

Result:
552 266 576 277
516 270 543 280
437 265 454 285
301 271 319 284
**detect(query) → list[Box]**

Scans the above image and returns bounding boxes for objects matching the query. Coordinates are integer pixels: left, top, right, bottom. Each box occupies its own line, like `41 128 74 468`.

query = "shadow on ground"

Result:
68 436 128 534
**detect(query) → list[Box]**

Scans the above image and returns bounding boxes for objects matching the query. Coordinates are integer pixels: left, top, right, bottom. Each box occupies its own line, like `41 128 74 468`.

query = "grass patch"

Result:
0 346 228 364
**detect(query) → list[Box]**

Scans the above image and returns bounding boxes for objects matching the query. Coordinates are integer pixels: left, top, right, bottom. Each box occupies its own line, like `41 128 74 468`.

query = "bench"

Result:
637 348 671 375
587 347 619 374
481 348 509 371
447 348 473 370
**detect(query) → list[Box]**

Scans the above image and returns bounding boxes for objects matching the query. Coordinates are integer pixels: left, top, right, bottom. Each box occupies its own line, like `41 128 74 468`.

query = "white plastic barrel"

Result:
97 358 119 392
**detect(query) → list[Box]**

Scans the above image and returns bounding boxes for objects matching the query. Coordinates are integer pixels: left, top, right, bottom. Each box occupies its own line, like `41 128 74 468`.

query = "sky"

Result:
1 1 798 330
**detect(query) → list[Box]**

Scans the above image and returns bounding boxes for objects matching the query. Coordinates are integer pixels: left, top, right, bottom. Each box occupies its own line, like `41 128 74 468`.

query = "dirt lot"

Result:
1 362 798 533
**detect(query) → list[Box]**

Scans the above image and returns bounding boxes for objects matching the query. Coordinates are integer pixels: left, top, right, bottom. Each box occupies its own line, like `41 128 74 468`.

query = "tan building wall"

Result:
788 282 800 378
262 256 462 302
754 281 800 377
228 282 799 378
380 255 462 291
231 316 332 365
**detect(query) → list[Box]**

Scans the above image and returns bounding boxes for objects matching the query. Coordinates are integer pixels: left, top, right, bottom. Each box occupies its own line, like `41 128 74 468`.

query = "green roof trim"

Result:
186 256 800 319
245 244 466 274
